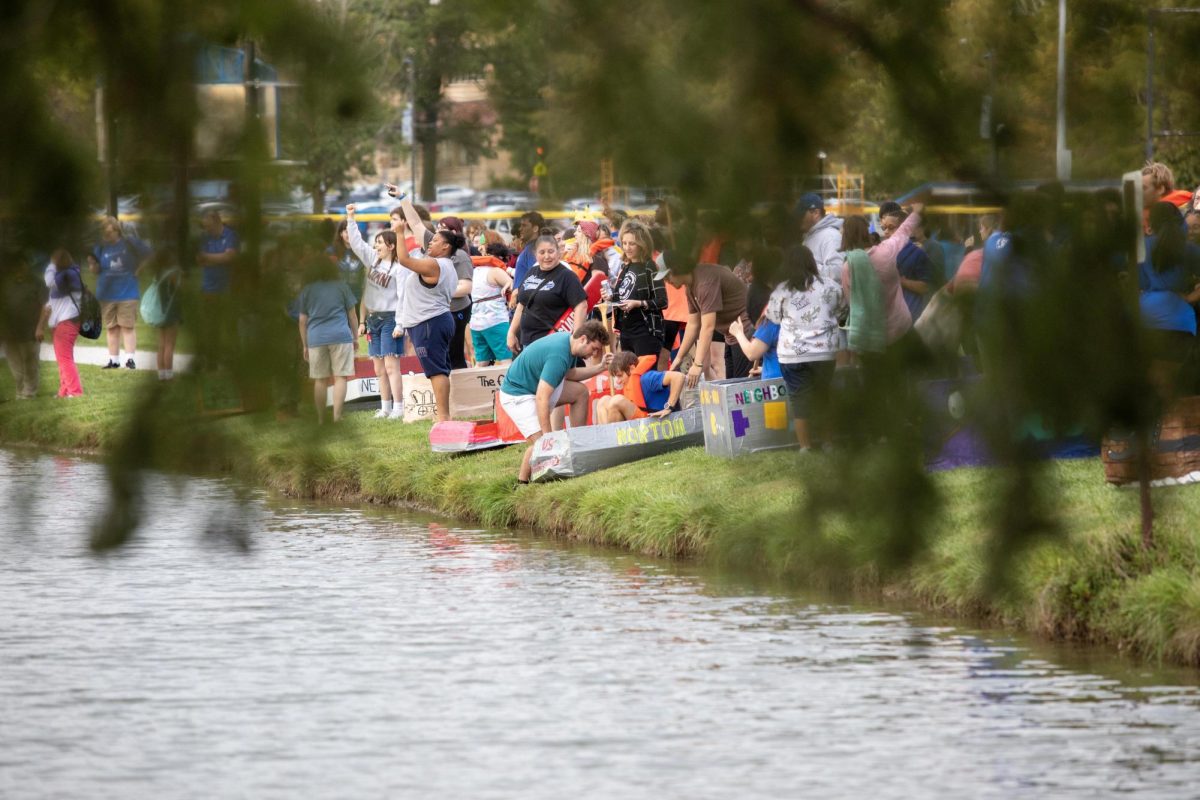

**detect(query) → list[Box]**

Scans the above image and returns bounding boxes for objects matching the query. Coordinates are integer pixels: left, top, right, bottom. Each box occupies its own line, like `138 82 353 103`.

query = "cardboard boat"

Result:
428 371 654 454
700 377 796 457
429 392 526 453
1102 396 1200 486
529 407 704 482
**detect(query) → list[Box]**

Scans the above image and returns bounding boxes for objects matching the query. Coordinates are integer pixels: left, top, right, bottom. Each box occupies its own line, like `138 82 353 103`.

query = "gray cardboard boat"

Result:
529 407 705 482
699 377 798 457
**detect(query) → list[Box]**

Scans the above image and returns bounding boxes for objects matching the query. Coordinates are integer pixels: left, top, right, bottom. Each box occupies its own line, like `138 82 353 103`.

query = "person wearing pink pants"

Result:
37 249 85 398
51 319 82 397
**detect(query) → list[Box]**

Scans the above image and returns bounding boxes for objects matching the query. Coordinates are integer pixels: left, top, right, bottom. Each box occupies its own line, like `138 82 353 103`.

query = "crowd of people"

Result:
5 161 1200 467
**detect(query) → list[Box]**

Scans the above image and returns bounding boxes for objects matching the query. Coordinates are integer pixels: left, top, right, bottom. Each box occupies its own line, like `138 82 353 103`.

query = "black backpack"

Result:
70 280 103 340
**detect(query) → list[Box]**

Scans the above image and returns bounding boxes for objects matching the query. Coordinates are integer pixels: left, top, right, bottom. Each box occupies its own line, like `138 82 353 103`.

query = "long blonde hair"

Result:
618 220 655 264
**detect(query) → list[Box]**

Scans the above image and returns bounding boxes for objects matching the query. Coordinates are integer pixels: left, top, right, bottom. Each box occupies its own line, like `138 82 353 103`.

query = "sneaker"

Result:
125 359 136 370
102 360 120 369
373 408 390 419
387 407 405 420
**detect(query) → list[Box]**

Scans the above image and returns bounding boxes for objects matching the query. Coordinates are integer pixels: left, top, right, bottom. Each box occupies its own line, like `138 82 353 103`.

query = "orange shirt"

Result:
663 282 689 324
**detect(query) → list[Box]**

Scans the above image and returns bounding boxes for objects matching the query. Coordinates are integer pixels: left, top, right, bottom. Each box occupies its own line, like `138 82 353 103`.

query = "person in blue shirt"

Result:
726 316 781 380
298 255 359 423
198 209 240 296
511 211 545 295
499 321 612 483
87 216 151 369
1140 201 1200 401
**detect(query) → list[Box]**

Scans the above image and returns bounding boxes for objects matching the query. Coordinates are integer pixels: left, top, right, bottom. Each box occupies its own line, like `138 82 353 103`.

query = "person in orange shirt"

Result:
595 351 685 423
1142 162 1193 234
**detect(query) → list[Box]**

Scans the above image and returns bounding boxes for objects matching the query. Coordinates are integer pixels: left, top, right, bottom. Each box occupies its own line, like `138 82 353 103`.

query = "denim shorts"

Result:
365 311 402 358
780 360 835 420
408 312 455 377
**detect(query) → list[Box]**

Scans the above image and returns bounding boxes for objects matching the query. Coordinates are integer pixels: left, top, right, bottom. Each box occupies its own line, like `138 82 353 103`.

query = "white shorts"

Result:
499 383 564 439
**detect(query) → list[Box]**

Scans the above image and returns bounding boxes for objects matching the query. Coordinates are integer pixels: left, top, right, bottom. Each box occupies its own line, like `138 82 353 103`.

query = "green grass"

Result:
4 361 1200 666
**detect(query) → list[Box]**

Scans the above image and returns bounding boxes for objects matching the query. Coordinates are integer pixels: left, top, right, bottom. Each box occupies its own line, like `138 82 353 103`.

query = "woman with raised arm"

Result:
839 202 924 353
392 193 462 421
345 204 404 419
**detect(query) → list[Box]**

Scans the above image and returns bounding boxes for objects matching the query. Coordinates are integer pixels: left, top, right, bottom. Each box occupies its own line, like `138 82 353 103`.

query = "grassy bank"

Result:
3 362 1200 666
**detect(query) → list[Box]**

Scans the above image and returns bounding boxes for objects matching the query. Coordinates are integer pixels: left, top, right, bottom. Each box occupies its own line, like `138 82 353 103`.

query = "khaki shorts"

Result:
101 300 138 329
308 343 355 379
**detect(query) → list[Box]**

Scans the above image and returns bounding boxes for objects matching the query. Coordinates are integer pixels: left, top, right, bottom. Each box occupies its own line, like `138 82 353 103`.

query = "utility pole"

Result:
1145 10 1156 163
1055 0 1071 181
406 56 417 199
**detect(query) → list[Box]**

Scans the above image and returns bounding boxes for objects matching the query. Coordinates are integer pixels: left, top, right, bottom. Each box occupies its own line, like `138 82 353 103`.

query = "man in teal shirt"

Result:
500 320 612 483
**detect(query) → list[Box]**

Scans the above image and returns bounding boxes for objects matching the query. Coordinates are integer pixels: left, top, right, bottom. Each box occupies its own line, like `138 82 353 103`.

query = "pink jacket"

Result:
841 211 919 344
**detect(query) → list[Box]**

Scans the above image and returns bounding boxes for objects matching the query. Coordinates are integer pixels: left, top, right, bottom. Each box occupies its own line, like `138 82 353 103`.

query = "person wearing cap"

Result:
795 193 844 283
397 205 475 370
578 219 621 277
659 250 750 388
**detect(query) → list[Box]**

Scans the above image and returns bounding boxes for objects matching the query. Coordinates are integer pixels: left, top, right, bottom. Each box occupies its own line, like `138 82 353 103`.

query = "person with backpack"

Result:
35 249 85 398
140 248 183 381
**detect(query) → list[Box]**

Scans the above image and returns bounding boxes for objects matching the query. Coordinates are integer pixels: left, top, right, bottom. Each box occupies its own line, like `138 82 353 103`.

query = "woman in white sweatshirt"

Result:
346 204 405 419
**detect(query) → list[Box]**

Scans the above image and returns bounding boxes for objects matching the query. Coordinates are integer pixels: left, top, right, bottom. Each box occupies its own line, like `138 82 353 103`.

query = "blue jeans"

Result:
365 312 402 358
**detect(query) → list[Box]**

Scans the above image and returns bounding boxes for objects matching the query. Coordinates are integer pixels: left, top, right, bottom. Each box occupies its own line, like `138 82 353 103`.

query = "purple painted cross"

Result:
732 409 750 438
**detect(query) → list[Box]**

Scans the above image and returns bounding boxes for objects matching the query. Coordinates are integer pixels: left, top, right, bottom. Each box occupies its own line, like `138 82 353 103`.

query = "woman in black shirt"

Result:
507 235 588 352
608 221 667 356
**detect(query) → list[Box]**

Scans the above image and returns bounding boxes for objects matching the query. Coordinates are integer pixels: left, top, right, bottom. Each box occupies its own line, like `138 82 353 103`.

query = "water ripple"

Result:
2 450 1199 799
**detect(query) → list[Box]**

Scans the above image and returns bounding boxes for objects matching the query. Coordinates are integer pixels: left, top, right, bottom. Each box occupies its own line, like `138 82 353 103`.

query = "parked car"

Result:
482 205 524 243
435 184 476 204
563 197 602 214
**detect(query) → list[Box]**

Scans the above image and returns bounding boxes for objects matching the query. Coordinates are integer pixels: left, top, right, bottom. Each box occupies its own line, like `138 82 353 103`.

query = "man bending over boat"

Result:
500 320 613 483
595 351 685 424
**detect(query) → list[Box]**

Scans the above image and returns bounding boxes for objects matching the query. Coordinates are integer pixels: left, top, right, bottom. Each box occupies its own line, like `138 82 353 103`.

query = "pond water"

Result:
2 450 1199 799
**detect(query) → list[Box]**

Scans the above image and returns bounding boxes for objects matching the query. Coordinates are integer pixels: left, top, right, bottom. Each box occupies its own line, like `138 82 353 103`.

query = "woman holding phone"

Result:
607 220 666 357
345 203 405 419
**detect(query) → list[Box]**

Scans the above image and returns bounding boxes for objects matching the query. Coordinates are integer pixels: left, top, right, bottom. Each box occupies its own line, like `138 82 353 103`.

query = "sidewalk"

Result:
17 344 195 372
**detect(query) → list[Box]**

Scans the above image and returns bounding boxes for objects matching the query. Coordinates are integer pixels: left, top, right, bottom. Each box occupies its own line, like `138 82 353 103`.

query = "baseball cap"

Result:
794 193 824 215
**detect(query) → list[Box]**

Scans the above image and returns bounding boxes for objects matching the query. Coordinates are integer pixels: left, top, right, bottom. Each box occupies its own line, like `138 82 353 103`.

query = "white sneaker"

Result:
373 408 390 419
387 407 405 420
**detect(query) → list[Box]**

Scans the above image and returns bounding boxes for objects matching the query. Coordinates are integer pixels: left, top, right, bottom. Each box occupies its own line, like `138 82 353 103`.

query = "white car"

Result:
482 205 521 244
435 185 477 205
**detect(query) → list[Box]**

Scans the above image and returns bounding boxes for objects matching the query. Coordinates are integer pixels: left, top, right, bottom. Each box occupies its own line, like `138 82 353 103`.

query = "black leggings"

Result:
450 304 472 370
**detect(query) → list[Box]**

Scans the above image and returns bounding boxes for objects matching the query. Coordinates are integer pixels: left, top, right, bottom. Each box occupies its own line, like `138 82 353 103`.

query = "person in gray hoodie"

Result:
794 193 845 282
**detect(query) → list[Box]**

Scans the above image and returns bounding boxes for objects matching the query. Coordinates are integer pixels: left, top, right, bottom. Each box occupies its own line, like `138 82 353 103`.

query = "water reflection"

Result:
1 450 1199 799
